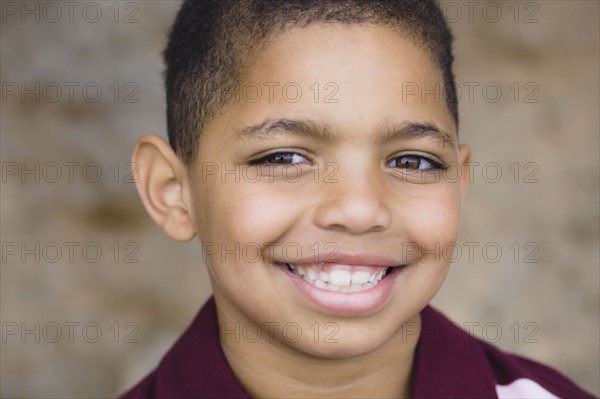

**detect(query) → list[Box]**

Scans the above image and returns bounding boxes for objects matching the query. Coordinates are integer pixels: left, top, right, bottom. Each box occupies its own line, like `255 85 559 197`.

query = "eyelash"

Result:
248 151 311 166
386 154 448 171
248 151 448 171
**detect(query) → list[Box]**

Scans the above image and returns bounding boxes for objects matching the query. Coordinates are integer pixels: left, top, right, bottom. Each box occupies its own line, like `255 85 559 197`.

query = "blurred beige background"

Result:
1 1 598 397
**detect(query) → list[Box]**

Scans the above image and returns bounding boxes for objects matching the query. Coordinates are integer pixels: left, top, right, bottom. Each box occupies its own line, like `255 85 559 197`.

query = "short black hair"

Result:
164 0 458 165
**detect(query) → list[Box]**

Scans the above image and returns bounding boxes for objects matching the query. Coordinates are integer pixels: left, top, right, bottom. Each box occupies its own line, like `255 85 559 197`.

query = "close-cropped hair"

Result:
164 0 458 165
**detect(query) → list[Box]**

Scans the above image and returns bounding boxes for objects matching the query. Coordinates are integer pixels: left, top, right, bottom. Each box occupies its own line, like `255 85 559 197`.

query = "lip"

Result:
284 251 403 267
277 261 407 315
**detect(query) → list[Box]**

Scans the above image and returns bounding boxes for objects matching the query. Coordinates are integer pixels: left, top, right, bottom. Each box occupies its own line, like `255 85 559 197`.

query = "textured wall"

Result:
1 1 598 397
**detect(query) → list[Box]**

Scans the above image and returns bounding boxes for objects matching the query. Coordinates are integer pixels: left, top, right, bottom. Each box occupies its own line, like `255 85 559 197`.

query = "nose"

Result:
313 165 392 235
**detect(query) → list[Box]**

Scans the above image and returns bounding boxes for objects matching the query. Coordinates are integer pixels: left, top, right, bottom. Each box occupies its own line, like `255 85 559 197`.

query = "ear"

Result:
132 134 196 241
457 144 472 203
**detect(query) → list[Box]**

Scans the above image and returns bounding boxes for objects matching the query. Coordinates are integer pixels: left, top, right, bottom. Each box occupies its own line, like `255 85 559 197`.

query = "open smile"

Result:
275 252 409 314
285 262 397 293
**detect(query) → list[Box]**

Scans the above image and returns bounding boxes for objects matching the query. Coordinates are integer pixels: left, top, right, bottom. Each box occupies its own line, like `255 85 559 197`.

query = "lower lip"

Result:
278 263 406 315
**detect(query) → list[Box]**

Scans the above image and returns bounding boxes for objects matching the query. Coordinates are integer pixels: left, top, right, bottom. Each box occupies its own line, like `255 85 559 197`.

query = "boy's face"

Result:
188 24 470 357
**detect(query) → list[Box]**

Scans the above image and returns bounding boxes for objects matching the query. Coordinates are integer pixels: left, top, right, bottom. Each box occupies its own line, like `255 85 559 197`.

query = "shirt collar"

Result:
152 298 497 398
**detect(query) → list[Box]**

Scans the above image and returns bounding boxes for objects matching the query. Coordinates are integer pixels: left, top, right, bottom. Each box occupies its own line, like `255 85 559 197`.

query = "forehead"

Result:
203 23 456 149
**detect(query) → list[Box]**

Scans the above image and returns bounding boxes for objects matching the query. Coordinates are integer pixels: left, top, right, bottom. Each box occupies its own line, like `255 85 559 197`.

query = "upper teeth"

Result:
287 263 390 292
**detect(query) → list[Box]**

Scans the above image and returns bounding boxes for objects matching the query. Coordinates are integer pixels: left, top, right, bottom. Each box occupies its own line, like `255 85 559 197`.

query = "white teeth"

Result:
319 271 330 282
307 268 318 281
329 270 352 286
314 279 327 289
285 263 392 293
351 271 371 285
349 284 363 292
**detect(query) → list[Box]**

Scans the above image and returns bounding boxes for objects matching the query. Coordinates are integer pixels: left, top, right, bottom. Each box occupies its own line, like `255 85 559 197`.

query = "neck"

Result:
215 304 420 399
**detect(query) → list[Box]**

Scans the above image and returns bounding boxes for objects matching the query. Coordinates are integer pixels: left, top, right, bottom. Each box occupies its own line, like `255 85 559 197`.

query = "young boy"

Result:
121 1 595 397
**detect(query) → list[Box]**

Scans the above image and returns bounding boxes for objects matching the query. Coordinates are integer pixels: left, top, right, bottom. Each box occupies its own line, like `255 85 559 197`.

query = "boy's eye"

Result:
249 151 309 165
386 155 444 171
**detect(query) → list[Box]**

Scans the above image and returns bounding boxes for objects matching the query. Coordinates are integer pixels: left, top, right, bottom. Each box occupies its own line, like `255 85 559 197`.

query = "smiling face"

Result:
187 23 470 358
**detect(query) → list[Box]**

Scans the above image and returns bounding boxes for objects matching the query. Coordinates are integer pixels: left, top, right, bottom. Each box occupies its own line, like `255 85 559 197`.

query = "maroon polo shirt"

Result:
120 297 596 398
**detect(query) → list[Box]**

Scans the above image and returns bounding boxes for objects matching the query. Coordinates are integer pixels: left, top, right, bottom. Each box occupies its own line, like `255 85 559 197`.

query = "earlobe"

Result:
132 134 196 242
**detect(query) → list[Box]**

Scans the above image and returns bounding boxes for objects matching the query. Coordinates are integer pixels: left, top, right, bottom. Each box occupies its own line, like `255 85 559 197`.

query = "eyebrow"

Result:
234 119 335 142
232 118 456 149
378 121 456 148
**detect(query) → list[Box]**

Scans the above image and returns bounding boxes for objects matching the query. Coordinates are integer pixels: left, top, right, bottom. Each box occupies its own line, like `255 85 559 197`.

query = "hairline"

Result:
185 20 456 165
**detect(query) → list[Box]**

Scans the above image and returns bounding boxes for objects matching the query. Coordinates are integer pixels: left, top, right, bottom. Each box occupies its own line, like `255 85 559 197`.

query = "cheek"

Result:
400 188 463 253
222 184 299 244
389 188 462 310
195 180 303 264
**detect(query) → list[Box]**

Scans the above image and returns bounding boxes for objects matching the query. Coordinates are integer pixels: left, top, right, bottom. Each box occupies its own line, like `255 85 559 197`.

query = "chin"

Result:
289 327 396 360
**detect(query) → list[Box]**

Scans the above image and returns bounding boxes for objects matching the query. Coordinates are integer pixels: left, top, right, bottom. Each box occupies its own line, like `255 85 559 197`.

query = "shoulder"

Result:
482 340 596 399
118 297 252 399
412 306 596 399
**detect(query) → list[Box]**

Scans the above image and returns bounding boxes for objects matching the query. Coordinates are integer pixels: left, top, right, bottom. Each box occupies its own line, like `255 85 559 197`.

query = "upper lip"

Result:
284 252 402 267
